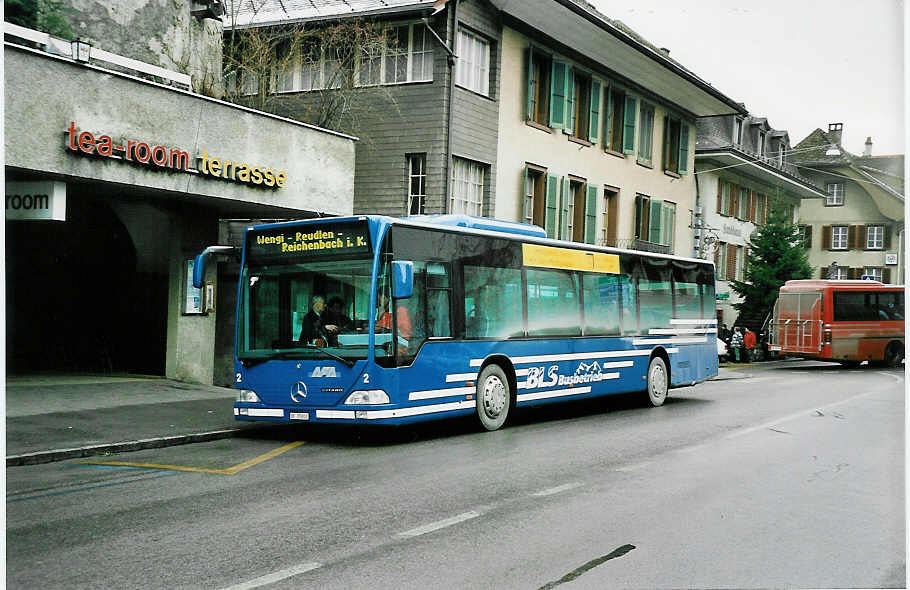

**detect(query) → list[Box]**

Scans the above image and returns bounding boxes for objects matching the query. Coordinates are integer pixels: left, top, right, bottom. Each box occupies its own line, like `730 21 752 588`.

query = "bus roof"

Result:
245 214 714 267
781 279 904 291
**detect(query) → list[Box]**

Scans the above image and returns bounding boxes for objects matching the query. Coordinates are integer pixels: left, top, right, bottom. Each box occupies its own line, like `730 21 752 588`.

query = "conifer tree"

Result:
730 199 813 329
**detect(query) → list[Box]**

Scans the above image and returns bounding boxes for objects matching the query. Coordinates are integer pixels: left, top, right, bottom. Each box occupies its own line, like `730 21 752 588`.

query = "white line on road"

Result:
221 562 321 590
725 389 887 441
531 482 582 497
876 371 904 383
396 511 481 538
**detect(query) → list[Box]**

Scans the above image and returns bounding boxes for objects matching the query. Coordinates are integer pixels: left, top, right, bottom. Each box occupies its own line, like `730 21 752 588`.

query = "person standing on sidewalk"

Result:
744 328 757 362
730 327 744 363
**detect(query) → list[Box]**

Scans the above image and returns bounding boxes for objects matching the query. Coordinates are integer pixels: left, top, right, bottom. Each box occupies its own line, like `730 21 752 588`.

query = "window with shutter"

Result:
549 61 568 129
545 174 559 238
584 184 598 244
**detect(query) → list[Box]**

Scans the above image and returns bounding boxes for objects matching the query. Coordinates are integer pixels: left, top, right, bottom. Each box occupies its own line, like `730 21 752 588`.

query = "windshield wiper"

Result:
302 344 355 367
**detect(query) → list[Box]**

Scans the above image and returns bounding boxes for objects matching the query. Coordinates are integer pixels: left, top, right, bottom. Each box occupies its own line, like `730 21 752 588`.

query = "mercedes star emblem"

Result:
290 381 308 403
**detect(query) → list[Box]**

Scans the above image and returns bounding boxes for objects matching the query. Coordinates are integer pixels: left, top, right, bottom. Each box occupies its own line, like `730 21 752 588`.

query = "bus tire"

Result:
476 364 510 431
884 342 904 368
645 356 668 407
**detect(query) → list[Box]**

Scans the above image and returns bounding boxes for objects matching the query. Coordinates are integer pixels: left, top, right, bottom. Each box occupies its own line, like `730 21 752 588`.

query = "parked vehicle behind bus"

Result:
769 279 904 367
194 214 719 431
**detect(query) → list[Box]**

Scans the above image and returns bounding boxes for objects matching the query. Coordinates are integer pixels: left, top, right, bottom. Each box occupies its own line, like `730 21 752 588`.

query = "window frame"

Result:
450 157 485 216
866 225 885 250
456 28 490 96
406 153 427 215
355 22 434 88
831 225 849 250
826 182 844 206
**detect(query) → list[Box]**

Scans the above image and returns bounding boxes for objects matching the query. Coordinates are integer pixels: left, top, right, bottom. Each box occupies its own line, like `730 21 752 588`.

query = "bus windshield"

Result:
238 257 376 364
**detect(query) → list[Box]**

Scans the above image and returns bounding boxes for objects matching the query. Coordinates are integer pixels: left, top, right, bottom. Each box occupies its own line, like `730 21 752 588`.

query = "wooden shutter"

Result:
726 244 737 279
584 185 598 244
883 268 891 283
804 225 813 248
850 268 861 279
648 199 662 244
661 116 669 170
716 180 723 214
677 124 689 173
560 177 570 239
565 69 576 135
603 86 613 149
820 266 828 279
549 61 567 129
884 225 892 249
622 95 637 154
822 225 832 249
731 186 739 219
588 79 601 143
545 174 558 238
525 46 534 120
847 225 862 250
749 190 757 222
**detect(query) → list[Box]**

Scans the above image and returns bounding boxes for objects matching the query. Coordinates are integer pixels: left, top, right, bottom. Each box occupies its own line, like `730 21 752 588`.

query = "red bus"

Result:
769 279 904 367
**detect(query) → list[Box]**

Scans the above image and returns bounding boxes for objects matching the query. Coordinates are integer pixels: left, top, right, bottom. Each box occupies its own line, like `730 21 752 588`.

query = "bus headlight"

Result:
345 390 390 405
237 389 261 403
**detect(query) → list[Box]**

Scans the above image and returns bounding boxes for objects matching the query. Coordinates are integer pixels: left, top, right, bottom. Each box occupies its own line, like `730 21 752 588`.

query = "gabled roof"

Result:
790 128 849 166
226 0 437 28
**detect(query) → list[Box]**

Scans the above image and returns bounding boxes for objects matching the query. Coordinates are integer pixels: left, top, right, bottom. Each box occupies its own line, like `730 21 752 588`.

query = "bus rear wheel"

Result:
884 342 904 368
645 356 668 407
476 364 510 431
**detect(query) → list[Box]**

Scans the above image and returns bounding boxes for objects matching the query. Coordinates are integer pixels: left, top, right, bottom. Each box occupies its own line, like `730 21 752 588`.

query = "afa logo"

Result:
310 366 338 378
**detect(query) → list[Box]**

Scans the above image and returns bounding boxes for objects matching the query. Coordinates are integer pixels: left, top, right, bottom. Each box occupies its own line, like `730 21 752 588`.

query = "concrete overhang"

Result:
227 1 436 30
489 0 745 117
696 149 827 200
836 166 904 221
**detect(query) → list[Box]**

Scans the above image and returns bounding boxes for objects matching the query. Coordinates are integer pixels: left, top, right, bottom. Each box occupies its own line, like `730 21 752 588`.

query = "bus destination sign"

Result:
246 221 372 262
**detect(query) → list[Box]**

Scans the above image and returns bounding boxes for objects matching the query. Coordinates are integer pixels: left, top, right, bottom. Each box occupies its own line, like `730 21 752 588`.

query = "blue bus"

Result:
194 214 717 431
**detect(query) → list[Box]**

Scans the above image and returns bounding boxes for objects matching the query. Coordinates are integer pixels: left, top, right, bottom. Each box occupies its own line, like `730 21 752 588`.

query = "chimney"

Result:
864 136 873 157
828 122 843 145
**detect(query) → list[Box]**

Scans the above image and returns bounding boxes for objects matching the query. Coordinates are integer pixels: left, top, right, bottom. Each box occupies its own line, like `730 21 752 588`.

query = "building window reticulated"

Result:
456 29 490 96
826 182 844 206
831 225 848 250
451 157 485 216
866 225 884 250
407 154 427 215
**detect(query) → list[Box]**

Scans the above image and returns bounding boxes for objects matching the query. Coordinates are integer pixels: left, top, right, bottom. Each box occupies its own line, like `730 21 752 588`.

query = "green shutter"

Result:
662 202 676 250
588 80 601 143
604 86 613 149
661 116 669 170
549 61 567 129
560 177 570 240
565 68 576 135
545 174 558 238
648 198 662 244
525 46 534 121
585 185 598 244
678 123 690 173
622 95 637 154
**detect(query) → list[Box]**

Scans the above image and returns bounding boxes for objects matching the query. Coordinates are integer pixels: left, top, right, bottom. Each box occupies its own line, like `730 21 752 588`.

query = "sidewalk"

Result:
5 374 268 466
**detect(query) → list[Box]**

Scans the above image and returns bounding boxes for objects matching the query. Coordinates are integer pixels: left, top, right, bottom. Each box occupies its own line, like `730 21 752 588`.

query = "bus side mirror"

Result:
193 245 238 289
392 260 414 299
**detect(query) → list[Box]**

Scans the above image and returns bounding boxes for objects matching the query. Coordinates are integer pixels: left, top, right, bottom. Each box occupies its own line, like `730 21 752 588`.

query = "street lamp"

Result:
71 38 92 63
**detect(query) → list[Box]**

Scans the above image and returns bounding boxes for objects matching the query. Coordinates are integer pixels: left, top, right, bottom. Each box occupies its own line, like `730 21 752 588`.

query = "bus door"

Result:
775 291 822 354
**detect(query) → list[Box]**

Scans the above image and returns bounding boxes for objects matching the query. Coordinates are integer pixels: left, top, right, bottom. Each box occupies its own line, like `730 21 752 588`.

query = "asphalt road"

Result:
6 360 905 589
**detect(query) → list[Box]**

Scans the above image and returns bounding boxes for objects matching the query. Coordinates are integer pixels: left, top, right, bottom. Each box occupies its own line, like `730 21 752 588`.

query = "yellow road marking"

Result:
83 441 305 475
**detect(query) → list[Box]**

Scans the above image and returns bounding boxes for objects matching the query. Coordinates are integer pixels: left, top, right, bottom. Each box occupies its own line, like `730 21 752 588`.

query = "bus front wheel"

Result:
884 342 904 368
645 356 668 407
476 364 510 431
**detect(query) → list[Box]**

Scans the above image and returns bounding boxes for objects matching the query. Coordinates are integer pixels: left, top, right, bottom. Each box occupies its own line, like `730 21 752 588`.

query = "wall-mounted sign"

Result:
721 224 743 238
885 253 898 265
6 180 66 220
65 121 288 189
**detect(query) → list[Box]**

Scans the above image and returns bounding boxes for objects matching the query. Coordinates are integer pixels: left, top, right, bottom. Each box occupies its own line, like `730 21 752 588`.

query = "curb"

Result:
7 428 250 467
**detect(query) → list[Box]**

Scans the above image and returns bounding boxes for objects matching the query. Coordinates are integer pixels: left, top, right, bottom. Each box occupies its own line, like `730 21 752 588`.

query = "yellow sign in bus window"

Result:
522 244 619 274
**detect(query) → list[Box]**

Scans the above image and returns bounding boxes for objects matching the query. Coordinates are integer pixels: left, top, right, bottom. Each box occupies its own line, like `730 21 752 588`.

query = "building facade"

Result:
790 124 905 285
227 0 746 257
5 14 356 385
695 114 827 328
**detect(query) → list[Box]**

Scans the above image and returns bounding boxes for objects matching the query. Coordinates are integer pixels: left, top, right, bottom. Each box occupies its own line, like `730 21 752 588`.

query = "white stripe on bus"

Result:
647 328 717 335
445 373 478 382
632 337 707 346
409 386 475 401
670 318 718 325
470 349 653 367
517 386 594 402
316 401 475 420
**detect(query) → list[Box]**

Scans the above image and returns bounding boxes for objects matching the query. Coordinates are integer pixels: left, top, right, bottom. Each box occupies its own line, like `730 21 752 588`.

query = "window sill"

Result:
824 203 845 207
568 136 593 148
663 170 681 179
604 148 625 159
636 159 654 169
525 120 553 134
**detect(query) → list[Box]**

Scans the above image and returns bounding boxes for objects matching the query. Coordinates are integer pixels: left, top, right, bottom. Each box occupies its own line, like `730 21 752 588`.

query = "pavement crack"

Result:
538 544 636 589
768 427 790 435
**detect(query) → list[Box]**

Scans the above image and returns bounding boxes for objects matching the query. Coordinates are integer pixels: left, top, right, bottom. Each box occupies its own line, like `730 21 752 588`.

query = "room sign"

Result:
6 180 67 221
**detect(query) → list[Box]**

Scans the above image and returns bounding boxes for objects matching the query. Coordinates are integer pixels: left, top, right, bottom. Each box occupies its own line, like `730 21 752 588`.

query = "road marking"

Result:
396 511 480 538
83 441 305 475
531 482 582 497
876 371 904 383
725 389 885 440
220 562 321 590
